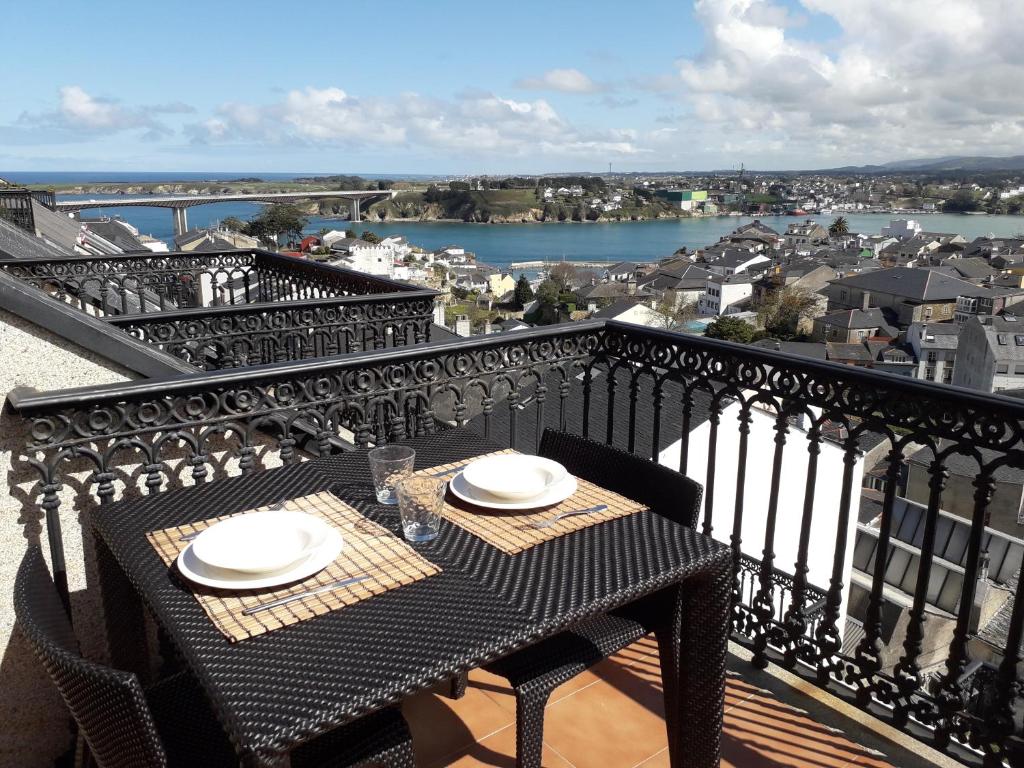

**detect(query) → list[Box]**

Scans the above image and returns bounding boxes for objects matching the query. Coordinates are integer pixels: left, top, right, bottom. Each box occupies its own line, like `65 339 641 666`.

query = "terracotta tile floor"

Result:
402 636 897 768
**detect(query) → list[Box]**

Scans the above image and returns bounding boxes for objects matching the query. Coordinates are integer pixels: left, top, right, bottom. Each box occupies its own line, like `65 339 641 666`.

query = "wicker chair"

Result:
14 545 416 768
481 430 704 768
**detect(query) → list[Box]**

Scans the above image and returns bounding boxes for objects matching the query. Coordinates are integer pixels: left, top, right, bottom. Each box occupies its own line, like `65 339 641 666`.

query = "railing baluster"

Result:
730 401 753 634
815 435 859 682
934 467 996 748
678 387 693 475
534 382 547 454
701 395 721 537
581 366 592 439
605 366 617 446
627 369 639 454
893 455 950 724
650 380 663 462
752 407 790 668
986 567 1024 767
781 422 822 668
853 446 904 705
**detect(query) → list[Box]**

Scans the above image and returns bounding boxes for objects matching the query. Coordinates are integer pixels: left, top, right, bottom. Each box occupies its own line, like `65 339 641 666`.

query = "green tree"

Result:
652 295 697 330
704 316 755 343
360 229 381 244
535 279 560 307
221 216 248 233
513 274 534 308
828 216 849 236
754 287 821 340
943 190 981 212
244 204 308 245
549 262 578 291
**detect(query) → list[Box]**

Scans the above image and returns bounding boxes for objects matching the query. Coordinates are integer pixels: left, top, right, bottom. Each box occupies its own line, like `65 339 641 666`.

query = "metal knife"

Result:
241 574 371 615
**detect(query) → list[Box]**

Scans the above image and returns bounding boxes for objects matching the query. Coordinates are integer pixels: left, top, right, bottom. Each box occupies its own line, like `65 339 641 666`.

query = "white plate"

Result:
461 455 568 501
176 528 344 590
449 471 577 510
191 510 333 574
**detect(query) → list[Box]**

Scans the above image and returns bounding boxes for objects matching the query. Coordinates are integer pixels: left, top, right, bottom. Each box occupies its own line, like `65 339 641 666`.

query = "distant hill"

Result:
822 155 1024 173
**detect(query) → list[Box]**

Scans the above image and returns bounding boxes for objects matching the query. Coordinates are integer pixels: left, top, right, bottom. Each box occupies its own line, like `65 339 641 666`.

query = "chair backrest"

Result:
14 546 168 768
538 429 703 528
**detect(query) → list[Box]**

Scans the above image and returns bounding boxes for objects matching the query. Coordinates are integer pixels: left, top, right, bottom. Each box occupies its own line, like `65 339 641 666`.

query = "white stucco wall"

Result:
658 401 864 639
0 308 293 767
0 307 136 768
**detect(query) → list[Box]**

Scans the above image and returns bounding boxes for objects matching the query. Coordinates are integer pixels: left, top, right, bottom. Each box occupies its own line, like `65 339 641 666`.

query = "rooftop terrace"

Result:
1 235 1023 768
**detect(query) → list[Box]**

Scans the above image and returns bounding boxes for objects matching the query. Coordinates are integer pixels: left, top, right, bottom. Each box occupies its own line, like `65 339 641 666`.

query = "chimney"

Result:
433 299 446 327
455 314 472 337
627 278 637 296
862 291 871 311
483 320 492 335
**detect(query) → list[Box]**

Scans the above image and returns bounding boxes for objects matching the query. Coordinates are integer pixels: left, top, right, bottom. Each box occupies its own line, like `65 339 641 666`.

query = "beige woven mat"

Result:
147 491 441 642
420 451 647 555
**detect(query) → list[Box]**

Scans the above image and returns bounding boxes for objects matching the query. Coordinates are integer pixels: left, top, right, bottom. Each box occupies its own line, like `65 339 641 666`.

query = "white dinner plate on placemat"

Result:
449 471 577 511
461 454 568 501
177 528 343 590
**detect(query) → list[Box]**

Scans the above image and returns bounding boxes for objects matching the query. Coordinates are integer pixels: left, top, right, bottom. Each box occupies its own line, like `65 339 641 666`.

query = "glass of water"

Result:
368 445 416 505
396 475 446 542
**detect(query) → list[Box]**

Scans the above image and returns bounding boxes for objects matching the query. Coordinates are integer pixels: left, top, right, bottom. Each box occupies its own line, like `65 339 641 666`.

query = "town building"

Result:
700 273 754 316
825 267 995 326
952 315 1024 392
905 322 959 384
812 308 898 343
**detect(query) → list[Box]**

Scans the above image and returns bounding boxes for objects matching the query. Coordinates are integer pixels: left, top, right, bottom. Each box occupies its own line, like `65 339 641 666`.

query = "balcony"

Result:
2 266 1024 766
0 248 438 369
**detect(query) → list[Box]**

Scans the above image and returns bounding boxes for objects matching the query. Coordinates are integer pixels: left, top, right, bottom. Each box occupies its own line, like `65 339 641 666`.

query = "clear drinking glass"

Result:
368 445 416 505
396 475 446 542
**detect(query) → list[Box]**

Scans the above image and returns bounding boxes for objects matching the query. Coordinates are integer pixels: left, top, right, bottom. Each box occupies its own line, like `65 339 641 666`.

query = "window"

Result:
998 334 1008 345
997 363 1010 374
840 289 848 302
1015 364 1024 375
925 367 935 380
943 368 953 384
927 351 937 363
1015 335 1024 346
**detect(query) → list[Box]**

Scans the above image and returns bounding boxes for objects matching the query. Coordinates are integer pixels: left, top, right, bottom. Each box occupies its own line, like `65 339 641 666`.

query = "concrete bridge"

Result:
55 190 396 236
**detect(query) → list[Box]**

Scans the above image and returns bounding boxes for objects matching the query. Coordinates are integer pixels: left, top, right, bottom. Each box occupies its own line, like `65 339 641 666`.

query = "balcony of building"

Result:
1 245 1023 767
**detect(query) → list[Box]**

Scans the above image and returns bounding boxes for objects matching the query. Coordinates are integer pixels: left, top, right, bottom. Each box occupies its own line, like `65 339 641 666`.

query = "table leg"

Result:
657 560 731 768
94 531 151 681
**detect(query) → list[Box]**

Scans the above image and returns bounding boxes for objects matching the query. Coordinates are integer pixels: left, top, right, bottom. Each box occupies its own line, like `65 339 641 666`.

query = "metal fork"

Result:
531 504 608 529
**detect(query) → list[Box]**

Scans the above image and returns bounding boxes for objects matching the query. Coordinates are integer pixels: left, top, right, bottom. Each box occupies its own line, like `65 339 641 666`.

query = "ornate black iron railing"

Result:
102 293 436 370
7 320 1024 766
0 249 430 317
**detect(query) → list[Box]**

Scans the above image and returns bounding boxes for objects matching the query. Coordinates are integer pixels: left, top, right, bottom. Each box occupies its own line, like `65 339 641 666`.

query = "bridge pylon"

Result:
173 207 189 236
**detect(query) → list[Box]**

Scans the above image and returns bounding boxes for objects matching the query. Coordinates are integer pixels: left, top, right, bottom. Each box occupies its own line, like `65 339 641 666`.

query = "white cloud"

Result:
17 86 175 140
673 0 1024 164
516 68 606 93
186 86 645 161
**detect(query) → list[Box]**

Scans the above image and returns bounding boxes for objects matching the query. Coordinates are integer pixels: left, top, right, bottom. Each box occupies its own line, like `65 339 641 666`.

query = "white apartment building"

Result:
700 274 754 316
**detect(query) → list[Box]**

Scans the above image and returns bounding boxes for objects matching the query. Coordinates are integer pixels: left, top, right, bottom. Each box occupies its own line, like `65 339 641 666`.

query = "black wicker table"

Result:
90 429 732 768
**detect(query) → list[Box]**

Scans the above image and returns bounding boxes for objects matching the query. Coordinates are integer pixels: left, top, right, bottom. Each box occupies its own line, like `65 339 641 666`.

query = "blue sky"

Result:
2 0 1020 174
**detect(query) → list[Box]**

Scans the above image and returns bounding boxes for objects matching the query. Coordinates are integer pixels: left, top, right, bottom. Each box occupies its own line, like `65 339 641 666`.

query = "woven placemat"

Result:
147 492 441 642
420 451 648 555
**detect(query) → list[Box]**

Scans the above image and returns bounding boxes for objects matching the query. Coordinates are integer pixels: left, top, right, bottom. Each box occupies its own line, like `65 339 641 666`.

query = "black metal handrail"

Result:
7 319 1024 766
0 248 434 316
102 292 437 370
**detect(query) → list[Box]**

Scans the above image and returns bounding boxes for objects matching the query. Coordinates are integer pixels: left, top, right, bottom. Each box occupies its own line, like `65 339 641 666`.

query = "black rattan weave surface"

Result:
90 429 731 768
